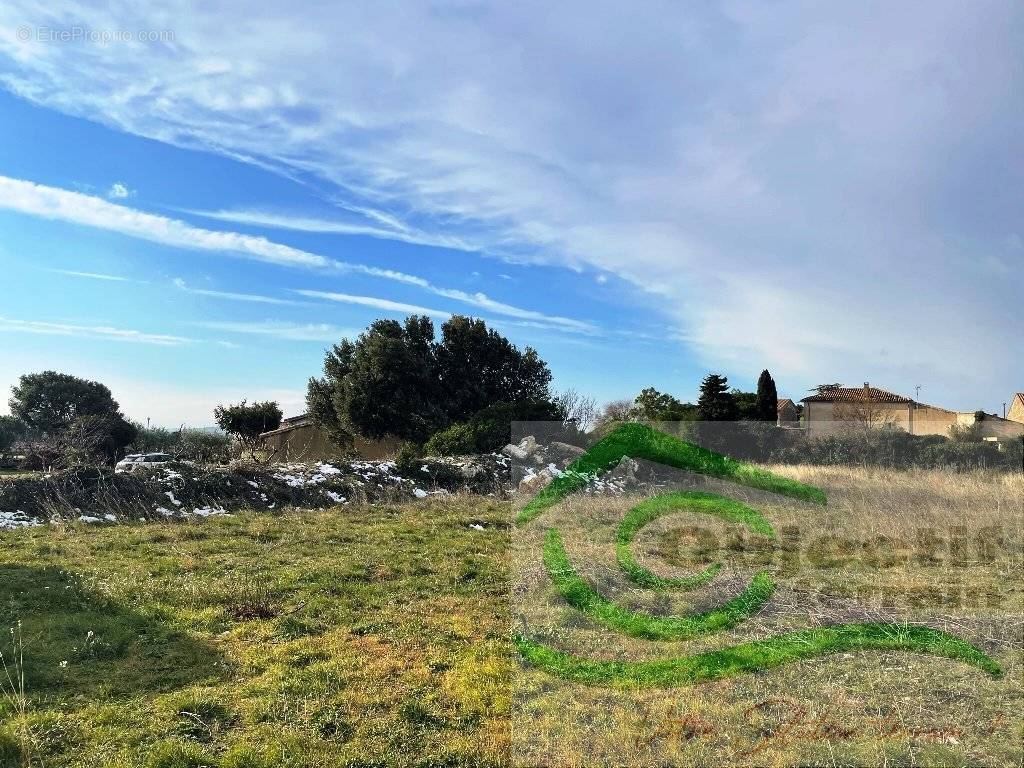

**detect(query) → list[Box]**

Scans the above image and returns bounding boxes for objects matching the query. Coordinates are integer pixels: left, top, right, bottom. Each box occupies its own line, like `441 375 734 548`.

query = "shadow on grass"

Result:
0 565 223 699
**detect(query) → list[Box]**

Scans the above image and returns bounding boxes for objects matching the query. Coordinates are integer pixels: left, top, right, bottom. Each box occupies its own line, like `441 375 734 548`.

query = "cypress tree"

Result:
755 369 778 422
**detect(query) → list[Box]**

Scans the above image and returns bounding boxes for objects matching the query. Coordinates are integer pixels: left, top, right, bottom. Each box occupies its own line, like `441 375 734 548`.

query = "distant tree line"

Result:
0 370 233 468
594 369 780 435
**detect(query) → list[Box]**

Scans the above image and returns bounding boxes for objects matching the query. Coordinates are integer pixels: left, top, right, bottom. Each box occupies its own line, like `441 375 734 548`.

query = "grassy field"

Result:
0 466 1020 767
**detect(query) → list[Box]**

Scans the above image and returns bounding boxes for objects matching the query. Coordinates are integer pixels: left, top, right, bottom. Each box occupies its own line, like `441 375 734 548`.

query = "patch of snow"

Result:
77 515 102 524
324 490 347 504
413 488 428 498
0 510 41 530
190 506 228 518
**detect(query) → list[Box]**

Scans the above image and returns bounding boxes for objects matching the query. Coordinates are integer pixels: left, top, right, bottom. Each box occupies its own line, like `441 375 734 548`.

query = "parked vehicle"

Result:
115 453 172 473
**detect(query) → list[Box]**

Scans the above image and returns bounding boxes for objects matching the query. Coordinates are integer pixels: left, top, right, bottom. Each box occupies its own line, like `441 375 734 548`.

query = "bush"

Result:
424 423 478 456
395 442 426 475
424 400 568 456
763 429 1021 471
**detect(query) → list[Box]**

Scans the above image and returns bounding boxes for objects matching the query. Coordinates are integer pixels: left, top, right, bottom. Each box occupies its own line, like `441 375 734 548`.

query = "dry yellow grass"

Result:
512 465 1023 767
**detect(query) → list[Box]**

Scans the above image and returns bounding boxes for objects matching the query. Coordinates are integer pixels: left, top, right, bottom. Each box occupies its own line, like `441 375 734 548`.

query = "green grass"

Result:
616 492 774 590
517 423 826 525
0 499 513 767
515 622 1004 687
543 528 775 640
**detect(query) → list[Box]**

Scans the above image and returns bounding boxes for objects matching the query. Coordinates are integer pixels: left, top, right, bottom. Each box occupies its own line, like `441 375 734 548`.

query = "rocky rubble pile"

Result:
502 435 642 496
0 454 510 530
0 436 648 530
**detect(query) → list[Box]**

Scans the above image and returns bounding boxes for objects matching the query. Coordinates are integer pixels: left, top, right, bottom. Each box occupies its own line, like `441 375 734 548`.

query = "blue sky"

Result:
0 2 1022 426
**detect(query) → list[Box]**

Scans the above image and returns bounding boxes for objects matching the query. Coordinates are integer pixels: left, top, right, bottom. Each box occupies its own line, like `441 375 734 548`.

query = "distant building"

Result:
260 414 401 462
776 398 799 426
801 383 1024 441
1008 393 1024 424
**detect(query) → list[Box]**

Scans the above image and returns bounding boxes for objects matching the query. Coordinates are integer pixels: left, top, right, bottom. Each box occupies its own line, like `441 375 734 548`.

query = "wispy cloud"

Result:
3 3 1022 403
196 320 356 342
173 277 301 305
294 290 451 319
0 315 190 346
187 207 475 252
107 182 132 199
46 268 142 283
0 175 332 268
0 175 594 332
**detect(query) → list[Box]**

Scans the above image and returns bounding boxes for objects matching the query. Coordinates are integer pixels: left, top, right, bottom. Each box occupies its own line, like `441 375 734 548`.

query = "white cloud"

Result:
107 182 132 199
0 175 332 268
187 207 475 253
0 175 593 331
0 2 1022 403
196 320 358 342
173 277 301 305
46 268 141 282
0 315 191 346
294 290 451 319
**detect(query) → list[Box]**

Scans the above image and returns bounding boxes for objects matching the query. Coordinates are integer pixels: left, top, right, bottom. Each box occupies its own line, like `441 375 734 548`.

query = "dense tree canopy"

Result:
308 315 553 445
7 371 137 464
9 371 122 433
697 374 739 421
0 415 26 453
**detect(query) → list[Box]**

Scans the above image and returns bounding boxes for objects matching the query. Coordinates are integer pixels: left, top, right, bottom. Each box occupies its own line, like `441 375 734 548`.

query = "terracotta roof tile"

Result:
801 386 911 404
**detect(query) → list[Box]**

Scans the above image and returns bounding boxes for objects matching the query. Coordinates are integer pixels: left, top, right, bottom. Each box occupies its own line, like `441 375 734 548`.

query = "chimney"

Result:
863 382 870 391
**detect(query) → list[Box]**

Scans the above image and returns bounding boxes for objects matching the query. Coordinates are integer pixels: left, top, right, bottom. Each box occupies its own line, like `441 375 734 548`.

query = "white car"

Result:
115 453 172 473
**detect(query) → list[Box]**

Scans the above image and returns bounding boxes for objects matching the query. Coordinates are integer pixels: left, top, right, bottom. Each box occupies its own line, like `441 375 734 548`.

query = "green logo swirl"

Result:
514 423 1002 686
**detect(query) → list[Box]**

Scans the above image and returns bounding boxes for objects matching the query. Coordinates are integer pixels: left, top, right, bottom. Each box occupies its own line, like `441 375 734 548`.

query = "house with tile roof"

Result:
776 398 799 426
801 383 1024 441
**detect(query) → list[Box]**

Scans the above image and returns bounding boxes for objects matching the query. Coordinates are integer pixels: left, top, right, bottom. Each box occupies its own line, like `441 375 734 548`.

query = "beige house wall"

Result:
910 405 958 437
804 402 958 436
956 412 1024 441
1008 397 1024 424
263 423 401 462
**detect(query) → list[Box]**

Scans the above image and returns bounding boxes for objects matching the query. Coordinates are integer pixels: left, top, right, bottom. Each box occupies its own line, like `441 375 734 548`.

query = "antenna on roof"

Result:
915 385 921 400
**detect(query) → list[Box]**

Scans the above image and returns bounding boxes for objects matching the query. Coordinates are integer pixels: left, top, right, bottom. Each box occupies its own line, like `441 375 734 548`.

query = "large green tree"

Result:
9 371 121 433
436 316 552 423
309 314 553 445
697 374 739 421
214 400 283 460
755 369 779 422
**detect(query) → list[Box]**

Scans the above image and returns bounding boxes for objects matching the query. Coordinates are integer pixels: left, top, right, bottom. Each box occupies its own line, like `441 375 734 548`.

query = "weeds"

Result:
0 622 33 767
